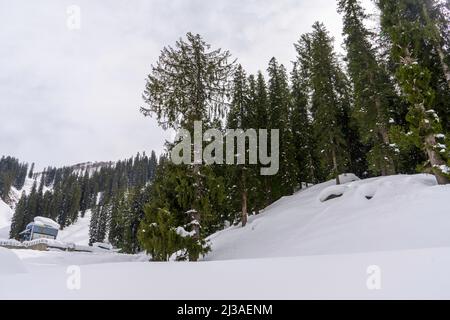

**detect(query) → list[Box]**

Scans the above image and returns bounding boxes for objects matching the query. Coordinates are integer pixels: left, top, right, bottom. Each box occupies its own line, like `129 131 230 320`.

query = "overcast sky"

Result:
0 0 375 169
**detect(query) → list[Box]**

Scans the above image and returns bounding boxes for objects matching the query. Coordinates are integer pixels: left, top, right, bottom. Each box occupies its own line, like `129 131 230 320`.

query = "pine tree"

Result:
226 64 252 226
377 0 450 184
267 58 299 197
9 192 28 239
28 163 35 179
140 32 234 260
338 0 397 176
250 72 271 210
308 22 351 184
138 160 219 260
291 62 318 186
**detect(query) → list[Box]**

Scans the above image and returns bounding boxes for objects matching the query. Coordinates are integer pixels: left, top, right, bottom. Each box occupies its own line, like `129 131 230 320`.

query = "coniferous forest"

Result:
2 0 450 261
138 0 450 261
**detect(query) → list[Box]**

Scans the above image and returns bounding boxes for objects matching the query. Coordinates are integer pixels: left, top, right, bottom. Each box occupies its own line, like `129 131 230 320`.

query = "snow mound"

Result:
319 185 349 202
338 173 360 184
33 216 60 229
206 174 450 260
0 247 27 275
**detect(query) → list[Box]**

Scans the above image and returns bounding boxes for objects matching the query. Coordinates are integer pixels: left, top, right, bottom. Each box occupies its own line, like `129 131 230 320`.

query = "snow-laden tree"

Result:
377 0 450 184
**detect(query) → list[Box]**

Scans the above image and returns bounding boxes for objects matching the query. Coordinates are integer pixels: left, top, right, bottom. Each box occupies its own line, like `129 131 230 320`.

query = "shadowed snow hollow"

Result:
205 174 450 260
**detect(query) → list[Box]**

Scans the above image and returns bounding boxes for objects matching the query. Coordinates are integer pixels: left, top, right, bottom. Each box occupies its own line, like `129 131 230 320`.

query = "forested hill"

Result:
1 152 159 252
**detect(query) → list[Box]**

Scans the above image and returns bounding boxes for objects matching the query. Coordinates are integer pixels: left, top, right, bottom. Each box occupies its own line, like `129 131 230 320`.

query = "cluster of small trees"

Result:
138 0 450 261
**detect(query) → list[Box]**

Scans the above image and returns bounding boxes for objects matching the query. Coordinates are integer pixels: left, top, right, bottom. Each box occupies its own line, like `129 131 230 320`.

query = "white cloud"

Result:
0 0 376 169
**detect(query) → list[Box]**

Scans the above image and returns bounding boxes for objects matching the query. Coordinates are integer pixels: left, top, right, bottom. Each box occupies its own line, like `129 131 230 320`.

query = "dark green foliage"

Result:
0 156 28 203
7 152 158 247
377 0 450 184
338 0 397 176
140 32 234 260
138 160 220 260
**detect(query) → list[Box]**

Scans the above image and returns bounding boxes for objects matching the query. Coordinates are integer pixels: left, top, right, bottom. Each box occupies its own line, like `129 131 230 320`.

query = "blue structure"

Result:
19 221 59 241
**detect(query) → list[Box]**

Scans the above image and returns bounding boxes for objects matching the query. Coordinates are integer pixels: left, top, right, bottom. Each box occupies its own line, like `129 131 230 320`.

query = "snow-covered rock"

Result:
319 185 349 202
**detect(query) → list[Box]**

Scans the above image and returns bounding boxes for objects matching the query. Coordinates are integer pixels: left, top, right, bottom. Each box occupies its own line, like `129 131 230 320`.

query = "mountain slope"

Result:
57 211 91 245
206 174 450 260
0 199 13 239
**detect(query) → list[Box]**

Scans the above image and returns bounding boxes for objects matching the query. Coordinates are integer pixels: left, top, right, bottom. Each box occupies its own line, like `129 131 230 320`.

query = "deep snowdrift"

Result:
205 174 450 260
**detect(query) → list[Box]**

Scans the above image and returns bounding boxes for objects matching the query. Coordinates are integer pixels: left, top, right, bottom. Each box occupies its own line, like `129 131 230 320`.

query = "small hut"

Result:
19 217 60 241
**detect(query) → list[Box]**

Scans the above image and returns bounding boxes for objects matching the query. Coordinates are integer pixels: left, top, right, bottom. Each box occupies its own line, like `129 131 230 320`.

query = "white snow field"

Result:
1 174 450 299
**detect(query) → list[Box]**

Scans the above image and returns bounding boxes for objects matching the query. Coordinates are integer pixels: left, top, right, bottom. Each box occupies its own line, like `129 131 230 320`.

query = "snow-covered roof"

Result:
32 216 60 229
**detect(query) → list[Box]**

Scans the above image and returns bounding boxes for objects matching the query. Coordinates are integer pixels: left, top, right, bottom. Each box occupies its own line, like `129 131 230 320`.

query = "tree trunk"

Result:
241 169 248 227
425 133 450 185
190 163 202 261
379 125 395 176
241 190 248 227
416 100 449 185
372 72 395 176
330 137 340 185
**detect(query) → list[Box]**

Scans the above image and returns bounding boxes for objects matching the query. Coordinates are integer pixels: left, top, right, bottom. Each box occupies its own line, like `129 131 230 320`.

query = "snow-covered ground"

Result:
58 211 92 246
1 174 450 299
0 199 13 239
206 173 450 260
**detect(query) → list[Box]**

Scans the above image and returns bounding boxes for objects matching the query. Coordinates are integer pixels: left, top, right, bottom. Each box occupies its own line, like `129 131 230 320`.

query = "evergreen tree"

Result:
226 64 253 226
267 58 298 197
308 22 351 184
291 64 319 186
377 0 450 184
28 163 35 179
9 192 28 239
140 32 234 260
249 72 271 211
338 0 397 176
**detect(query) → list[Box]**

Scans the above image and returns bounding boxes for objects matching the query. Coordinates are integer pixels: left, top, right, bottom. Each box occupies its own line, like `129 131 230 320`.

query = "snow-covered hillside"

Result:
0 199 13 239
0 177 52 240
58 211 92 245
206 173 450 260
1 174 450 299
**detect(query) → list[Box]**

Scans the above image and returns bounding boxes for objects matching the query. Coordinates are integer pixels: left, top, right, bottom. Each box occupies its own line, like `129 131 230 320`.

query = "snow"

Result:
0 247 27 275
0 199 13 239
435 164 450 174
1 174 450 299
318 185 349 202
206 174 449 260
175 226 196 238
33 216 60 229
2 248 450 299
58 211 92 245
